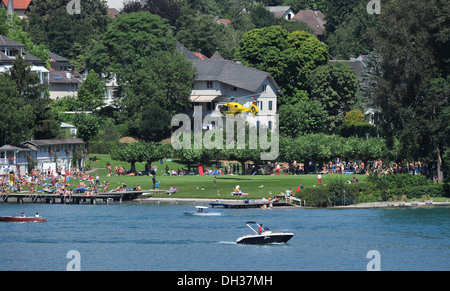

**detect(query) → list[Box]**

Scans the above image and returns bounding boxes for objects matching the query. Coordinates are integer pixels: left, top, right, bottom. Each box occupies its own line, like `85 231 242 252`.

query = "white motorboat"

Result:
183 206 224 216
236 221 294 244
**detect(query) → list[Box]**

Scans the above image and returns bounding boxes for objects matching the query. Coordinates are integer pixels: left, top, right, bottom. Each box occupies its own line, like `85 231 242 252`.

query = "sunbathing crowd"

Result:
0 166 145 197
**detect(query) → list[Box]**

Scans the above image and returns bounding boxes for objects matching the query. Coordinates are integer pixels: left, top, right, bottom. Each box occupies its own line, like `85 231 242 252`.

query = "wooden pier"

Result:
0 191 148 204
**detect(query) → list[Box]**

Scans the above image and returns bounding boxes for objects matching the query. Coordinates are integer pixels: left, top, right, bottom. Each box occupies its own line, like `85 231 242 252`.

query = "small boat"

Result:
236 221 294 244
0 216 46 222
183 206 224 216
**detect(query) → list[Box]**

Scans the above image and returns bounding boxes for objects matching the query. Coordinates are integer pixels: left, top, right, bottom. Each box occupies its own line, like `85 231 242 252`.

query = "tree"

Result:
5 13 50 68
176 13 231 58
116 50 194 114
282 0 327 11
0 74 34 144
116 50 194 140
319 0 361 34
8 54 48 101
287 30 329 100
279 134 336 173
142 142 173 173
73 113 101 144
85 12 195 140
372 0 450 181
0 8 8 35
110 141 148 174
306 62 359 133
173 132 221 171
8 54 60 139
26 0 110 59
344 110 365 125
137 103 172 142
326 1 378 59
249 3 277 29
76 72 105 110
85 11 177 76
122 0 182 27
278 99 327 137
235 26 328 103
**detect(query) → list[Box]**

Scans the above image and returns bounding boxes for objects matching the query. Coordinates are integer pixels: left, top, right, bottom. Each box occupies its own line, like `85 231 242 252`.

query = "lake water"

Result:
0 202 448 271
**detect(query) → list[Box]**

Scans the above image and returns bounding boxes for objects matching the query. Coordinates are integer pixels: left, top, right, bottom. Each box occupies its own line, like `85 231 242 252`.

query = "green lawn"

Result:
84 154 366 199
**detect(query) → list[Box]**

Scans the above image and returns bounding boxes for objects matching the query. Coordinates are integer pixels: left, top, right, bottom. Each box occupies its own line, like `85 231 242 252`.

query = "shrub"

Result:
344 110 365 124
389 184 445 199
88 141 117 154
367 173 433 190
339 123 377 138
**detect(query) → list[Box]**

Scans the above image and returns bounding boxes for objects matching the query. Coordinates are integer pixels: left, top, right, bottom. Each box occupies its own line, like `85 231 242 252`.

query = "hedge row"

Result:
295 180 448 207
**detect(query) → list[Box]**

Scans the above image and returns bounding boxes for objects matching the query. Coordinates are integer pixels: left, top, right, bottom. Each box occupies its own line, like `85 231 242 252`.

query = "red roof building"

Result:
1 0 32 18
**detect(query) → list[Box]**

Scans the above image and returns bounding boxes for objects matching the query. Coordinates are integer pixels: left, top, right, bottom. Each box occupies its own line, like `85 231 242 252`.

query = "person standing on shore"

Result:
214 176 217 189
318 174 322 186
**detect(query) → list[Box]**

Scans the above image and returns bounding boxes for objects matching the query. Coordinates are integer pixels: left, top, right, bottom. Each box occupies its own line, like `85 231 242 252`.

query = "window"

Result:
207 81 213 89
258 101 263 110
268 121 272 130
268 101 273 111
262 84 267 92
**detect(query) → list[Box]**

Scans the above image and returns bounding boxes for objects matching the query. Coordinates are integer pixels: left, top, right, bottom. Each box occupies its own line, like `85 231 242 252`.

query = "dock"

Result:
208 199 299 208
0 191 147 204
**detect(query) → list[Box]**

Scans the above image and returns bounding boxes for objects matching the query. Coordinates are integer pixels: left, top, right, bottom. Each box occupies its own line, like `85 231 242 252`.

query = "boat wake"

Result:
218 241 237 245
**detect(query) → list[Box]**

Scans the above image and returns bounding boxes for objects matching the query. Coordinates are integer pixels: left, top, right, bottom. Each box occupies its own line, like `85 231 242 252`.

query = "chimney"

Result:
7 0 15 15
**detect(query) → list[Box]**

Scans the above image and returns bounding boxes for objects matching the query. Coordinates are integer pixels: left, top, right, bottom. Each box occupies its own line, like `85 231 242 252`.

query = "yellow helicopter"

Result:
218 97 260 117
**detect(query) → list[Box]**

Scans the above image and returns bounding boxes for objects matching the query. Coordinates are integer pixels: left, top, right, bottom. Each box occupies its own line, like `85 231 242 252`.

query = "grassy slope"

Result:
85 154 366 199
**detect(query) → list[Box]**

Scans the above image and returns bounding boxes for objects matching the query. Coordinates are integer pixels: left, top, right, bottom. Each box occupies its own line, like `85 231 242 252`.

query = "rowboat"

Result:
0 216 46 222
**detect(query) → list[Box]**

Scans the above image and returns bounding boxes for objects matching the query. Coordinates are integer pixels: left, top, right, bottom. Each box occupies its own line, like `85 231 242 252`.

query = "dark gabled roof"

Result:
210 51 224 60
192 59 280 93
266 6 295 18
23 138 86 147
175 42 200 60
0 51 45 66
49 52 70 62
48 71 82 84
23 51 45 66
292 9 326 36
0 51 10 61
0 35 25 47
329 59 367 76
0 35 45 66
0 144 34 152
176 42 282 94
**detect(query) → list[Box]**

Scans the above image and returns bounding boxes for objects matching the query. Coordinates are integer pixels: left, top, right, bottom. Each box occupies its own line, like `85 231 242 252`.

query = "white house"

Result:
177 43 281 131
266 6 296 20
0 138 86 174
0 35 49 84
48 71 82 100
1 0 31 18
